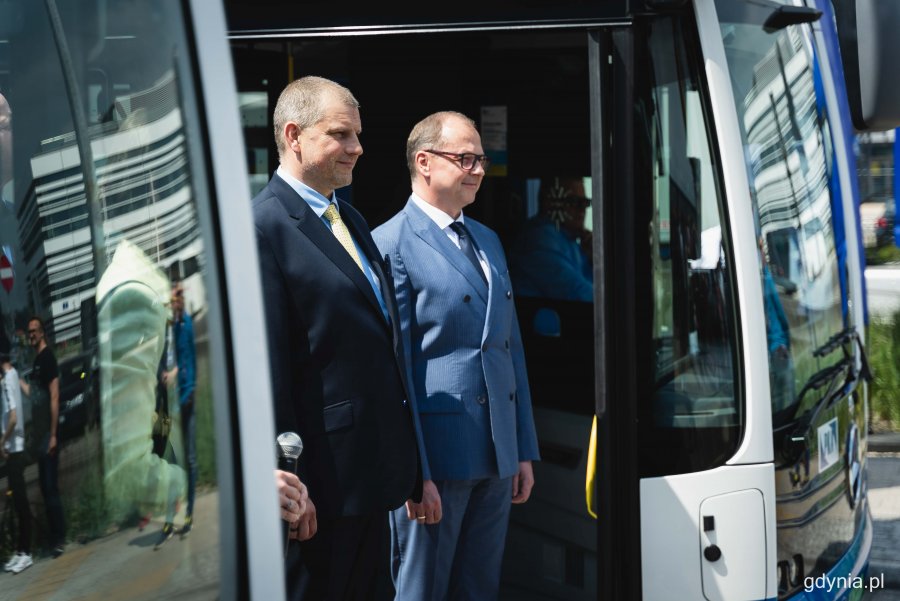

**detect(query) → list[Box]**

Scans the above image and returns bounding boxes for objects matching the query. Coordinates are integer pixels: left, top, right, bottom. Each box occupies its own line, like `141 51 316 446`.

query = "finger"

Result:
275 469 301 489
406 501 419 521
278 489 301 507
298 518 311 541
428 506 442 524
512 481 532 504
307 515 318 540
511 474 520 499
282 500 301 522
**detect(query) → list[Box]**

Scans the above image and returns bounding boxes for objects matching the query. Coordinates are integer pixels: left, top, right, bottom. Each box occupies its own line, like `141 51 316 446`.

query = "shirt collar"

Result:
277 165 336 218
410 193 465 231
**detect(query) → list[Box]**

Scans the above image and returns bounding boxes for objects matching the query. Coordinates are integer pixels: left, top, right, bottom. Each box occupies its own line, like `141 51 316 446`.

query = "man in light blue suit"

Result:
373 111 540 600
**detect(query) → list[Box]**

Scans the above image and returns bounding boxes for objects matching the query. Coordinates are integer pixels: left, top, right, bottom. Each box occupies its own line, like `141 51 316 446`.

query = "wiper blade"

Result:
812 325 855 358
779 357 853 462
812 326 872 381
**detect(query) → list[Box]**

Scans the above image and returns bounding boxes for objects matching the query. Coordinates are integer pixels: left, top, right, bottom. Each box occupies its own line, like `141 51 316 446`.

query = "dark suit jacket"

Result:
252 174 421 518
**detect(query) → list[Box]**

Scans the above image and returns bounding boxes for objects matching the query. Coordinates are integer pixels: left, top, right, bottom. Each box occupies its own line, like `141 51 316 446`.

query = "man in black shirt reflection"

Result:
20 316 66 557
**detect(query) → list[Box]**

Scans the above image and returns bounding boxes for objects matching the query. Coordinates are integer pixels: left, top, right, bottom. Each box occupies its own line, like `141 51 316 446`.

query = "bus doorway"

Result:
231 28 603 600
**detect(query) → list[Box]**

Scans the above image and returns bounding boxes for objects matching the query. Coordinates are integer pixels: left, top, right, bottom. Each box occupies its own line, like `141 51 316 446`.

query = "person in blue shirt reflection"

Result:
760 239 795 413
509 176 593 302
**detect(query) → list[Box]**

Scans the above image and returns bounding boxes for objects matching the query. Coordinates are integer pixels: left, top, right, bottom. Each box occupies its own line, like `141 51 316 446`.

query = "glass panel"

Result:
639 16 742 476
716 1 861 593
0 1 220 598
508 176 596 417
715 0 845 418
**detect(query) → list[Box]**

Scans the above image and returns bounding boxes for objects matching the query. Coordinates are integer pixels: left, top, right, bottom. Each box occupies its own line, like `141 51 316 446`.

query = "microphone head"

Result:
276 431 304 460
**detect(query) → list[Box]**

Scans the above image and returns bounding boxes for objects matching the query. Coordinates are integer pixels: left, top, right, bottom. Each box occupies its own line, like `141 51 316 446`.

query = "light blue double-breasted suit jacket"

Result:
373 199 540 483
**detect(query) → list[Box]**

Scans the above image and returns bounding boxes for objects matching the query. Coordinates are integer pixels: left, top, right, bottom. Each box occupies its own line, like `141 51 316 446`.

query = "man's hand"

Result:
48 434 58 457
289 496 317 541
162 367 178 386
511 461 534 504
405 479 441 525
276 469 307 523
275 469 316 541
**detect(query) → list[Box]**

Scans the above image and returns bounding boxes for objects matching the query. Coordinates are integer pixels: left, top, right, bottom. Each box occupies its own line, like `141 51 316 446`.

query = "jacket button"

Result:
482 343 488 352
509 393 514 400
463 294 471 303
506 290 512 299
477 395 487 405
505 340 509 349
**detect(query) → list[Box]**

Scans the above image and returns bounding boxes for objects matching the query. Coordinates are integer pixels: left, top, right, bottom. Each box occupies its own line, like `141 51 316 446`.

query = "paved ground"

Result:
869 451 900 595
1 491 220 600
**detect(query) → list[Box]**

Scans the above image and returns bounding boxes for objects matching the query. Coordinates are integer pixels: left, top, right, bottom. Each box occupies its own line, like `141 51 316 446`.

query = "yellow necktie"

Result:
323 204 364 271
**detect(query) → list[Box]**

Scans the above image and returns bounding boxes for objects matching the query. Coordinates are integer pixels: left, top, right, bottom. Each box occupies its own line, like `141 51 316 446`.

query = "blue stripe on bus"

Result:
813 0 869 324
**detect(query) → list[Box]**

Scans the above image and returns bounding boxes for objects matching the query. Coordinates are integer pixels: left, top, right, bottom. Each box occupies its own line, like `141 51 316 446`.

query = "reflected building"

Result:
16 72 202 344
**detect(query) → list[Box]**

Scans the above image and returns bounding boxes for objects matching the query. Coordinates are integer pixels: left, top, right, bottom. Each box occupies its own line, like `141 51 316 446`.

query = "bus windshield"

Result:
716 0 847 421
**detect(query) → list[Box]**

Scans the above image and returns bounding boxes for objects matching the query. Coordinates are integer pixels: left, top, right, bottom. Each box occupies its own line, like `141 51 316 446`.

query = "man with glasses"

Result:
373 111 539 600
20 316 66 557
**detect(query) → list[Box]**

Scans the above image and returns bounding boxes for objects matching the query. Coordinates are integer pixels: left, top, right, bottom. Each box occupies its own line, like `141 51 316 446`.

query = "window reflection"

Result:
506 176 596 417
509 176 593 303
0 2 219 598
641 16 741 476
719 12 845 417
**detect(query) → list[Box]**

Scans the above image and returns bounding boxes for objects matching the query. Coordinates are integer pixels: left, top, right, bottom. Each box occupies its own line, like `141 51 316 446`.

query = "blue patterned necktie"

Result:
449 222 487 285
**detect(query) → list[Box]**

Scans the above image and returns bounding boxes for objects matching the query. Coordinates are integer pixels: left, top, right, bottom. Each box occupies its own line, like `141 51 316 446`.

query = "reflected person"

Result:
509 176 593 301
95 240 186 526
1 340 32 573
156 281 197 547
20 316 66 557
763 256 794 414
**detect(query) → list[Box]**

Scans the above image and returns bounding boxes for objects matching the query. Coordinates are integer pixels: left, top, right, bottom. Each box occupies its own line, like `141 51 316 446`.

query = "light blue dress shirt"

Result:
276 167 390 323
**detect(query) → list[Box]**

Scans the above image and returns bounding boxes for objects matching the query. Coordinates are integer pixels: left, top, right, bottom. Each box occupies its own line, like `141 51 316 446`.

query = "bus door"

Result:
228 17 619 599
225 2 769 600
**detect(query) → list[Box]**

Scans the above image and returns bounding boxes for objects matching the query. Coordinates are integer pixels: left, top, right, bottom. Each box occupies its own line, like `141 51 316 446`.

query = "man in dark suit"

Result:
253 76 421 600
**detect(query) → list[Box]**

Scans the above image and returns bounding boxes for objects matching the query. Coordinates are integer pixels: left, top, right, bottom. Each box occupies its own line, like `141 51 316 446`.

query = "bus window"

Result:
637 16 743 477
0 2 226 598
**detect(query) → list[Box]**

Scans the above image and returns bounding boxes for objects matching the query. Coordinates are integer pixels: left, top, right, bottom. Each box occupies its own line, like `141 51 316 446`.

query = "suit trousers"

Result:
390 476 513 601
286 511 392 601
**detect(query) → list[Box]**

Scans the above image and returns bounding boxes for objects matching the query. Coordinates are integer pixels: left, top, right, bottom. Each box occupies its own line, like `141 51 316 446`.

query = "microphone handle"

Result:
279 456 299 558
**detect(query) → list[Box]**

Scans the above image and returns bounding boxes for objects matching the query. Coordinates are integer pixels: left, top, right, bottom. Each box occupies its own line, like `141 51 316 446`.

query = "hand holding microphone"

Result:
277 431 312 557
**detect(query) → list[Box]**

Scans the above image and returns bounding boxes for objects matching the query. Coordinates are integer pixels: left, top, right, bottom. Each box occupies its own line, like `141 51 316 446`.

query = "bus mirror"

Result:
834 0 900 131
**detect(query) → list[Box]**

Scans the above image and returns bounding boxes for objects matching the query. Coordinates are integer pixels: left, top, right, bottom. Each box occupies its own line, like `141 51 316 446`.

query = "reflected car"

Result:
57 352 100 442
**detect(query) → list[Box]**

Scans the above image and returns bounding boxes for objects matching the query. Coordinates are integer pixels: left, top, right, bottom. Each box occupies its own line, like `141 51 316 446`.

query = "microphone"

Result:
277 431 304 558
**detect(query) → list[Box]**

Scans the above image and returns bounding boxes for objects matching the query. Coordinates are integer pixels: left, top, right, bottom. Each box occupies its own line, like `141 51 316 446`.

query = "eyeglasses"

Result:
424 149 490 172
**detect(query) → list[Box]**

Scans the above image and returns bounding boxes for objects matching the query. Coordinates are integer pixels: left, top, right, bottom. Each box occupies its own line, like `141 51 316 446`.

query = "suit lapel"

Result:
404 200 489 303
269 176 384 321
